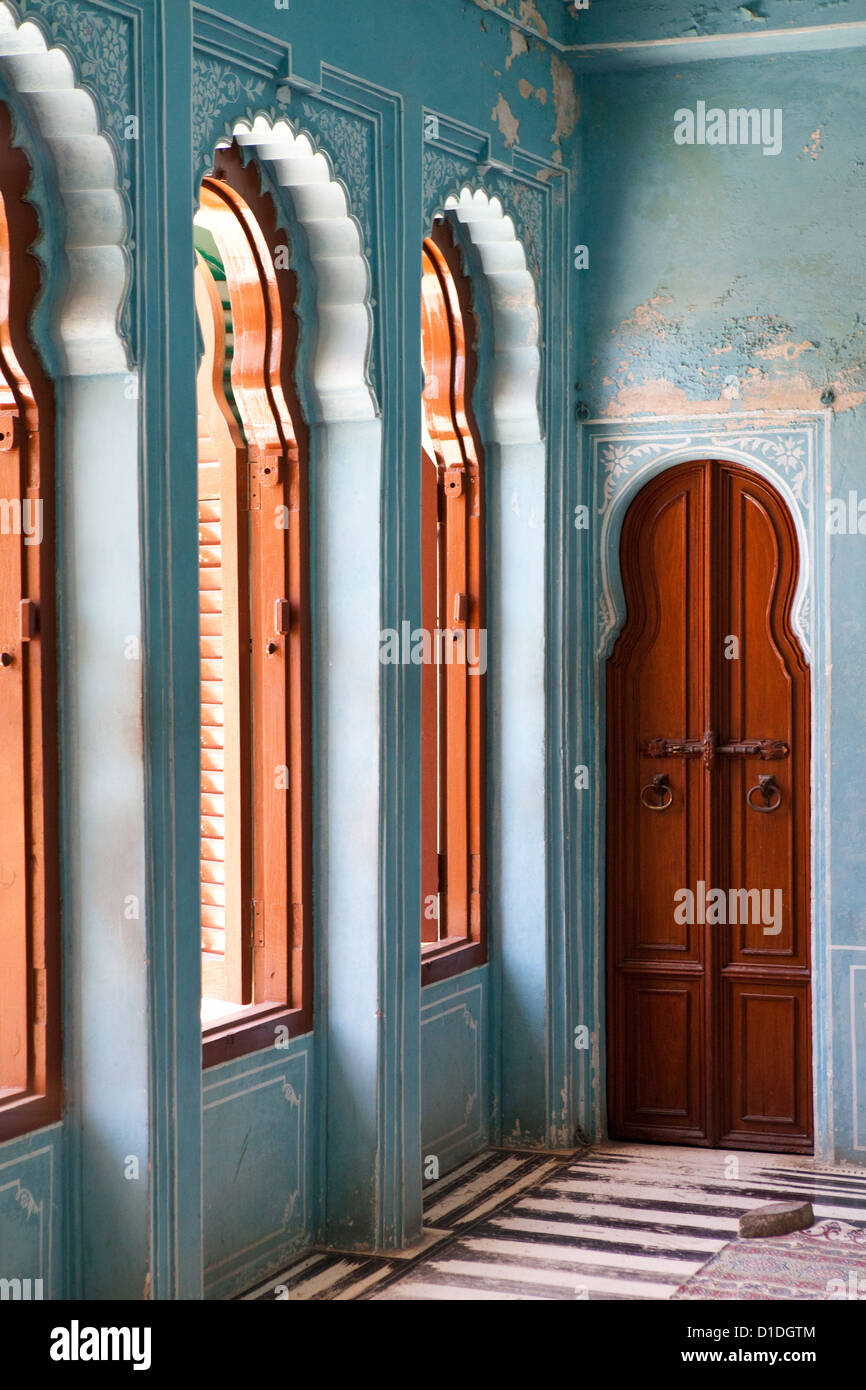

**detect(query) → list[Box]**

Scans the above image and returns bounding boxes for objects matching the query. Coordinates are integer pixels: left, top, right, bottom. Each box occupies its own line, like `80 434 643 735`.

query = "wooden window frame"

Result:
420 220 487 988
0 104 61 1142
197 144 313 1067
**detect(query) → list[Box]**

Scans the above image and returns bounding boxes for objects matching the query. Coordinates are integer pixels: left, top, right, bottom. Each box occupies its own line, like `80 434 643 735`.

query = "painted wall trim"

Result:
468 1 866 65
565 20 866 70
421 971 489 1175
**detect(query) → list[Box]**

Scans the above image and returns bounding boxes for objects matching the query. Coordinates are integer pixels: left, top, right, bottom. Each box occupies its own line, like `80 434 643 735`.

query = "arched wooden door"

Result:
606 459 812 1152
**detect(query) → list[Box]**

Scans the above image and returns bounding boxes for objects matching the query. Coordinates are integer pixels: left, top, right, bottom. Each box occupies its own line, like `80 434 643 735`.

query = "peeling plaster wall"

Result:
567 0 866 45
579 51 866 418
470 0 572 45
282 0 577 163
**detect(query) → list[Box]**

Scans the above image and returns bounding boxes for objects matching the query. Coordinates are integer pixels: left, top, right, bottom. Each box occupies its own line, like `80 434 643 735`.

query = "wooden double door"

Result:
607 460 812 1152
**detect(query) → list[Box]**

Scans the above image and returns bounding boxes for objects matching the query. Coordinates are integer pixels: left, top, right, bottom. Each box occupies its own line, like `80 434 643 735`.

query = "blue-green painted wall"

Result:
421 969 491 1176
2 0 866 1303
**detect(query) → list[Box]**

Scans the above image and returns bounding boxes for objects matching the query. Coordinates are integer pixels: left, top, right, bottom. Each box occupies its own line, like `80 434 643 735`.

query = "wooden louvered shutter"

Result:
195 252 252 1006
200 174 303 1018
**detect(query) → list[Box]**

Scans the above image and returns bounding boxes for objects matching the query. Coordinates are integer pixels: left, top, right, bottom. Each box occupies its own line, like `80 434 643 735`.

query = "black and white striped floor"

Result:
240 1143 866 1301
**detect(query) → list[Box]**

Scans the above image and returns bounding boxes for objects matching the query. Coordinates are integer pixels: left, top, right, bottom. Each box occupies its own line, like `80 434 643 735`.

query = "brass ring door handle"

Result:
640 773 673 811
747 774 782 813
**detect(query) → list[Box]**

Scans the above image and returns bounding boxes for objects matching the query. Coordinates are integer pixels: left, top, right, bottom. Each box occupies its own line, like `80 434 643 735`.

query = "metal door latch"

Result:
642 730 788 772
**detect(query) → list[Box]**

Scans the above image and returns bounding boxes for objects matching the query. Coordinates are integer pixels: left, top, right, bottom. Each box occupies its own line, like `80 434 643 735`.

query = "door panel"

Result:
622 976 705 1139
722 980 811 1144
615 474 707 973
607 459 812 1152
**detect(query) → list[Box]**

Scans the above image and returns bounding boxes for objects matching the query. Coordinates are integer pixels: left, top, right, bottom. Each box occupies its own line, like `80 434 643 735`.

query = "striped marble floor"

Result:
241 1143 866 1301
239 1149 558 1301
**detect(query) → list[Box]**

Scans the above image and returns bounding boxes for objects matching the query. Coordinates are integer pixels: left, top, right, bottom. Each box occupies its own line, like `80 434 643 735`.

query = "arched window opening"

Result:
420 221 486 986
195 146 312 1063
0 104 59 1141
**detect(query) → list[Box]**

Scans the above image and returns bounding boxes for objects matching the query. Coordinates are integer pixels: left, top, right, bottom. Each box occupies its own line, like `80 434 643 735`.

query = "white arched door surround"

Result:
585 416 830 1162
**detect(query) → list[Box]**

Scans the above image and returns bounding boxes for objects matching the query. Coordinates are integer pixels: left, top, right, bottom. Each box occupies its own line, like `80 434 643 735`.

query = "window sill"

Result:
0 1090 61 1145
421 937 485 987
202 1002 311 1068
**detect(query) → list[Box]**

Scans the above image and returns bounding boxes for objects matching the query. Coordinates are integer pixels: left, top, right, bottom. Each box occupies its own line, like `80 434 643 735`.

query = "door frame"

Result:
582 414 831 1159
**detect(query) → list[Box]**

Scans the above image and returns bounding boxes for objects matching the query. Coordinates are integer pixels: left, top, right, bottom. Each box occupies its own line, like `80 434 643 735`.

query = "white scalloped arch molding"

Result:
231 116 376 424
0 3 128 374
444 187 542 448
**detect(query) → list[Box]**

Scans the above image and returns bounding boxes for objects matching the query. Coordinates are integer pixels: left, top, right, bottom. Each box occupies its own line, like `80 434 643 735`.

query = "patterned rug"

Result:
673 1220 866 1300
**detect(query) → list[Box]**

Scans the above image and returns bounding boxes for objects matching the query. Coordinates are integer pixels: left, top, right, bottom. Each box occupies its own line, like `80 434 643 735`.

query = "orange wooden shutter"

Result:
0 402 29 1093
195 252 252 1006
0 127 60 1137
420 227 486 973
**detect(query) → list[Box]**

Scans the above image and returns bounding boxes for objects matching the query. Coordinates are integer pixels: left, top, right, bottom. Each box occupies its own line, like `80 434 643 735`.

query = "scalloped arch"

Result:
0 2 128 375
444 186 542 448
597 440 813 664
230 115 376 424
